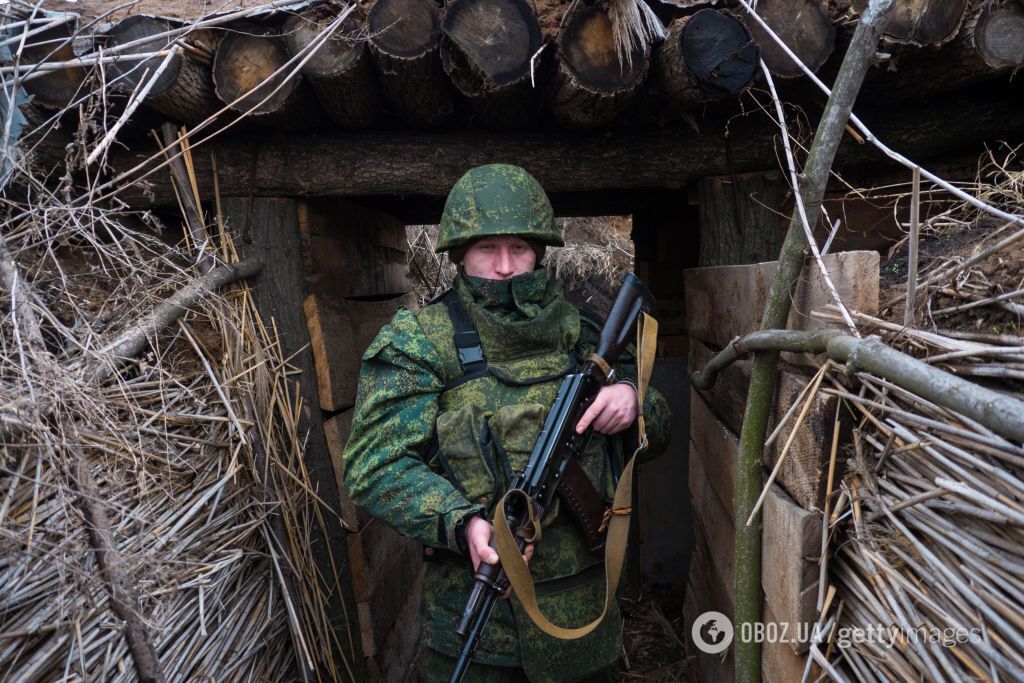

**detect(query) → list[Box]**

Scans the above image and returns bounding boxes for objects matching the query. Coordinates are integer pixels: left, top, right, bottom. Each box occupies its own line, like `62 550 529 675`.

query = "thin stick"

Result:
904 166 920 327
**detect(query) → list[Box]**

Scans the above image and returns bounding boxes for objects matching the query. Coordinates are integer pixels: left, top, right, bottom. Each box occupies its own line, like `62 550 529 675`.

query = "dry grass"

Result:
1 7 354 680
802 149 1024 681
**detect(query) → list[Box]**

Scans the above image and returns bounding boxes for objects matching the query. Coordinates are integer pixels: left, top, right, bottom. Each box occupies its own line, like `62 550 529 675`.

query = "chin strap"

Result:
493 312 658 638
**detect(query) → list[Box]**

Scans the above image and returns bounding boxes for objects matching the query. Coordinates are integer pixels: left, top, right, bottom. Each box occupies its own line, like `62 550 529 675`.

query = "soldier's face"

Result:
461 236 536 280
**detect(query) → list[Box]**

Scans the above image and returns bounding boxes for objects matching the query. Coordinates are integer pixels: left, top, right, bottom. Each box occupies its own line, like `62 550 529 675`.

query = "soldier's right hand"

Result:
466 516 534 598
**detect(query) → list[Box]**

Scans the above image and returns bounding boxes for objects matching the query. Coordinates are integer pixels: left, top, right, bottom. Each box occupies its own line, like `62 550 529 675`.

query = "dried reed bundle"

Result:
1 19 353 683
800 152 1024 682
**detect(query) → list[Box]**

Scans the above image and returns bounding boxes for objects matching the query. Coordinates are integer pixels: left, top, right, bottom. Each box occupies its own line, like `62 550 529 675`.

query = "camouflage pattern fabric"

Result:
436 164 564 252
344 269 671 681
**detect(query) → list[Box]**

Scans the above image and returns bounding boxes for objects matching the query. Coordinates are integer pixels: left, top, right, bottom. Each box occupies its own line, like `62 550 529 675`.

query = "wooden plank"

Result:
684 527 735 683
690 340 844 511
763 600 810 682
762 484 820 655
299 198 410 299
689 439 735 604
683 250 880 349
224 196 365 673
304 292 417 412
689 388 736 517
366 566 424 683
323 411 359 530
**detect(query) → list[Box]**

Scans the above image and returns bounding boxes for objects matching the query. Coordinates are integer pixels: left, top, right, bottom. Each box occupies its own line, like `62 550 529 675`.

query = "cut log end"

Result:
213 31 301 117
369 0 441 58
442 0 542 86
561 6 647 93
283 9 366 77
976 1 1024 69
106 15 186 96
744 0 834 78
22 18 87 109
681 9 758 97
880 0 969 46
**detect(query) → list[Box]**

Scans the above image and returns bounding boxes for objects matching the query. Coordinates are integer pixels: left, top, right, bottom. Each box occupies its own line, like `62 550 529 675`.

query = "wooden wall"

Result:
683 250 879 682
299 198 422 681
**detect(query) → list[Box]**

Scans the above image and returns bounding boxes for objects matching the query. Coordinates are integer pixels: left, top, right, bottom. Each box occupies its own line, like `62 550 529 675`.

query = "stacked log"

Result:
743 0 835 78
547 4 650 129
965 0 1024 70
282 7 384 128
368 0 456 127
859 0 1024 100
19 12 86 110
846 0 970 46
105 15 222 125
441 0 545 129
212 26 321 127
654 9 758 119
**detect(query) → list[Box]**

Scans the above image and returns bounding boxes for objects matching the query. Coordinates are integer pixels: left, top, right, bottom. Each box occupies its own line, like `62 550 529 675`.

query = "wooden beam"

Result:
107 89 1024 205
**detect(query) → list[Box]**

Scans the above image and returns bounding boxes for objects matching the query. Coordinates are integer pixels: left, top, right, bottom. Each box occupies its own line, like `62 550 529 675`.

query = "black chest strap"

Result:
438 289 489 377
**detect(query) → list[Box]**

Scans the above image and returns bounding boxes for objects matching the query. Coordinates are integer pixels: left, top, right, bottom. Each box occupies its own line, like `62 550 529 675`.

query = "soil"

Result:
619 582 688 681
880 217 1024 337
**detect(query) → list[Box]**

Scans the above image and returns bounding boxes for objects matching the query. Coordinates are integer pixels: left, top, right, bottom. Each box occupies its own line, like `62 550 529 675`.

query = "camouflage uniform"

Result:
343 165 671 682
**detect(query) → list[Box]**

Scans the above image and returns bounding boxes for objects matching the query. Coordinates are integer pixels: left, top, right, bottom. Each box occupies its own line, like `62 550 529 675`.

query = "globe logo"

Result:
692 611 734 654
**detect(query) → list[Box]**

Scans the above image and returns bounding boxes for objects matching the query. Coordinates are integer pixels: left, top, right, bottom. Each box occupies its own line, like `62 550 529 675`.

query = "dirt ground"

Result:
620 583 688 681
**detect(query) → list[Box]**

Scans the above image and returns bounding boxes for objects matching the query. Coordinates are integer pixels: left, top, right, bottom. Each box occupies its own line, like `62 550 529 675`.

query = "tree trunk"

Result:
20 13 87 110
367 0 455 127
743 0 835 78
212 27 321 127
106 15 222 125
698 171 787 267
547 4 650 129
655 9 758 119
283 7 384 128
441 0 545 129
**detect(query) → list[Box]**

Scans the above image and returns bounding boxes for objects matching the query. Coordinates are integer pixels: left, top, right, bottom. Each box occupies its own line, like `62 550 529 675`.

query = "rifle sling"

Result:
493 312 658 639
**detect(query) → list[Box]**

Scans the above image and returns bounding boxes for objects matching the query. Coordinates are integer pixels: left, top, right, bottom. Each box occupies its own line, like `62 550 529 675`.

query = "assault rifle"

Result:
450 272 655 682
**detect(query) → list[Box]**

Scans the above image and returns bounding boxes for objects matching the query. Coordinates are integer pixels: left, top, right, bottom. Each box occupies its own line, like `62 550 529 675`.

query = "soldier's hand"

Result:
466 516 534 599
575 383 637 435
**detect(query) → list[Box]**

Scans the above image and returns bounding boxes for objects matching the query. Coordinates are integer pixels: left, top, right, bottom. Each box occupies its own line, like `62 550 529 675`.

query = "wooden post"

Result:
222 197 365 680
904 166 920 327
698 172 787 267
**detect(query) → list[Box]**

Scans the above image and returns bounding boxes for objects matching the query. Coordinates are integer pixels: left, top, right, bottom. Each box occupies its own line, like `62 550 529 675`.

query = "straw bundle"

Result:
799 147 1024 681
1 57 353 683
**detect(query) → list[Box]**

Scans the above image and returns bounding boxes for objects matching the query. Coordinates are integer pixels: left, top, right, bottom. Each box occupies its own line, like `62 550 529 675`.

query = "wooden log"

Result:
762 601 810 679
105 15 222 125
283 7 384 128
19 12 87 110
761 484 820 653
966 0 1024 69
843 0 969 46
107 87 1024 204
654 9 758 119
367 0 456 127
212 27 320 127
441 0 545 129
697 171 787 267
547 4 650 129
743 0 835 78
683 524 735 683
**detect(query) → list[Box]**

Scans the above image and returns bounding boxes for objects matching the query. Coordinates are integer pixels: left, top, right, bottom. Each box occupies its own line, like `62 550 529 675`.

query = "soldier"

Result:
344 164 670 682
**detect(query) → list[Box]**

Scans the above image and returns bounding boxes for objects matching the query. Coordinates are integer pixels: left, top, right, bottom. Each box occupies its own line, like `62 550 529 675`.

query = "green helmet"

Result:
436 164 563 253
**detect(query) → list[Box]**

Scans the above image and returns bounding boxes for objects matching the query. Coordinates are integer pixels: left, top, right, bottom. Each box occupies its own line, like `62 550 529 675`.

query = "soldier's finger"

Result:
576 396 605 433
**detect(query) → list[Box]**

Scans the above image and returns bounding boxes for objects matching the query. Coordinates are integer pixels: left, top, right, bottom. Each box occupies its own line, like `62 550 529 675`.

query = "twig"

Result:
904 166 921 327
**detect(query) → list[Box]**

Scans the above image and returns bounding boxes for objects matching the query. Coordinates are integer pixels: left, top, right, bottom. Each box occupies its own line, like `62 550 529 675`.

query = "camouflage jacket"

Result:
343 270 670 681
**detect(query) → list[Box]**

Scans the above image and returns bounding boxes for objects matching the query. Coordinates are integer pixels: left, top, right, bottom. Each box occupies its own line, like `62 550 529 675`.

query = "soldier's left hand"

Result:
575 383 637 435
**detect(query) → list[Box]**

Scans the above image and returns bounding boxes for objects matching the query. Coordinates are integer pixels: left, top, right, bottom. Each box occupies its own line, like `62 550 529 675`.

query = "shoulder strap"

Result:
440 289 488 377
